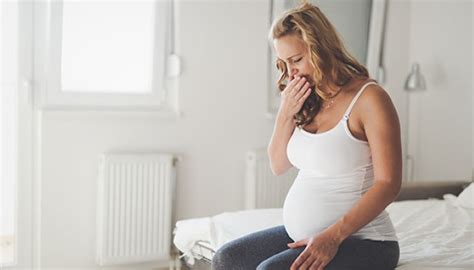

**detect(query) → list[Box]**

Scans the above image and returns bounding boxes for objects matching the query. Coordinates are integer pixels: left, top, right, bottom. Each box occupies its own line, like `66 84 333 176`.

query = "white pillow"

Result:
456 182 474 209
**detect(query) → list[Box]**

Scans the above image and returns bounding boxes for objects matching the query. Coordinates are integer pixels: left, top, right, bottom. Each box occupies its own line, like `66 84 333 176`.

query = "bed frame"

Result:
395 180 470 201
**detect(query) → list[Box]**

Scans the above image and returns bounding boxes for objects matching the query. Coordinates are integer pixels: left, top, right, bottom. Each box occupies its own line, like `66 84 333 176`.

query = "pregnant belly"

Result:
283 178 361 241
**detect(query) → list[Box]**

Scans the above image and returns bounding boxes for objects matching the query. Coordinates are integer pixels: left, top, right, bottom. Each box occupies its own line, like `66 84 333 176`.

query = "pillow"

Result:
456 182 474 209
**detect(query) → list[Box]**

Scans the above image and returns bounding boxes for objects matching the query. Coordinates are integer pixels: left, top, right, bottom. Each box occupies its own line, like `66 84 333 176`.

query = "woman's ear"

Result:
276 59 287 74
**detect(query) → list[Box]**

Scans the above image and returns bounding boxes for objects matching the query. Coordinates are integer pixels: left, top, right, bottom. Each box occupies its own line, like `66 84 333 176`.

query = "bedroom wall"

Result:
381 0 472 183
32 0 472 269
405 0 472 181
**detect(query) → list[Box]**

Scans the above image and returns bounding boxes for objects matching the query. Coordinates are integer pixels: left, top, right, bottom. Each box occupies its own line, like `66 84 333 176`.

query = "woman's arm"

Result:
268 76 312 176
327 85 403 242
267 111 296 175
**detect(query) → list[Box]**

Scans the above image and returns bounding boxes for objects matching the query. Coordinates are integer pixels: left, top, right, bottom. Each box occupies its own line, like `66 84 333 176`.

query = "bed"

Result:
172 180 473 269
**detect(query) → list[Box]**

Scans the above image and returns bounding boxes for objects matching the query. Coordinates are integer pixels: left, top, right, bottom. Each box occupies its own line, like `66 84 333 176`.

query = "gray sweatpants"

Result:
212 225 399 270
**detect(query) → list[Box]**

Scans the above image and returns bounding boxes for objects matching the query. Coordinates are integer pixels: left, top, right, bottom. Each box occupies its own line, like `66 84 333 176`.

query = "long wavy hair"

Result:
269 1 369 127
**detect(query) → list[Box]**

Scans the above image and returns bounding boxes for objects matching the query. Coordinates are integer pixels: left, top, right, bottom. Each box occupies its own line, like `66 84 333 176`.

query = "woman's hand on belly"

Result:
287 229 341 270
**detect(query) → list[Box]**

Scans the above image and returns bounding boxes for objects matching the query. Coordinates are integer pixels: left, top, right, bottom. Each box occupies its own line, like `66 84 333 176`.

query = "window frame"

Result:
33 0 175 110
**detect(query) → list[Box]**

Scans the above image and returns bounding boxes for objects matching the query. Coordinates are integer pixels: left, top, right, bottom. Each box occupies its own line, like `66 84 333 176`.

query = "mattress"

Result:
173 197 474 269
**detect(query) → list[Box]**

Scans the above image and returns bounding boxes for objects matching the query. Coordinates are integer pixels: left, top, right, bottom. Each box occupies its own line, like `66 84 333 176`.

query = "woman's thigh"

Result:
325 237 399 270
256 246 305 270
211 225 293 270
256 237 399 270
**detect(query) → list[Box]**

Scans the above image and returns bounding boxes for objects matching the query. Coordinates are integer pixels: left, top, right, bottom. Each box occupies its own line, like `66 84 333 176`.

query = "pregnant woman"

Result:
212 2 401 270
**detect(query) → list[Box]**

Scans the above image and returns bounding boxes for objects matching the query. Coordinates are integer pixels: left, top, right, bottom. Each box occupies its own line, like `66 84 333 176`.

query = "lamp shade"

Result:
404 62 426 91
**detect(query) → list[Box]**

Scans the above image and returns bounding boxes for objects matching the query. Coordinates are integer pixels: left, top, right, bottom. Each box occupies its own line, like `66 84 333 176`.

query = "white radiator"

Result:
245 149 297 209
96 153 176 266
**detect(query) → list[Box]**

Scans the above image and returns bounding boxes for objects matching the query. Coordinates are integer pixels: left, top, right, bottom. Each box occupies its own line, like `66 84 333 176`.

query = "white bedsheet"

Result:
173 197 474 269
388 196 474 269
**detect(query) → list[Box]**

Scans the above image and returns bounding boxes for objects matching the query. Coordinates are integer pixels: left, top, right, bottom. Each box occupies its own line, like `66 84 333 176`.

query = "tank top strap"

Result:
343 81 377 119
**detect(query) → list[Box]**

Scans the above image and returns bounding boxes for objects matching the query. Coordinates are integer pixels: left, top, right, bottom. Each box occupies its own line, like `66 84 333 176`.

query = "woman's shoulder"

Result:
358 81 394 110
342 79 390 105
355 80 399 125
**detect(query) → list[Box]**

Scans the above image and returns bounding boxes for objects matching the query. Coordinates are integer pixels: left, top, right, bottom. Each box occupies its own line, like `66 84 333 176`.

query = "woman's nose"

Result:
289 70 299 80
290 72 298 80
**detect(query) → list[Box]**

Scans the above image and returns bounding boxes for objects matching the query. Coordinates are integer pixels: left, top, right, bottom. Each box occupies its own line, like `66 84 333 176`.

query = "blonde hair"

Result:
269 1 369 127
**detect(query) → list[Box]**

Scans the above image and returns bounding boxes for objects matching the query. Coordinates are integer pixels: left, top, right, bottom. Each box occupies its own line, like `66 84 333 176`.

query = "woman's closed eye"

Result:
285 58 302 70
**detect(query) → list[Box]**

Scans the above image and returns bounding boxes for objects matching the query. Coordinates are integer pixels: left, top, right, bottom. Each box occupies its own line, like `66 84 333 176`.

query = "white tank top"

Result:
284 81 398 242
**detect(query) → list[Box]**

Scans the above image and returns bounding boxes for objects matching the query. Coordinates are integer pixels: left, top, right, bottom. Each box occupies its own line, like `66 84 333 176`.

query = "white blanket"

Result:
173 197 474 268
389 196 474 269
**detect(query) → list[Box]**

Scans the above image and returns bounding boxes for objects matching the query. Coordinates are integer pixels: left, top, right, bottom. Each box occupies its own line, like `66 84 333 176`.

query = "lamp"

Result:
404 62 426 91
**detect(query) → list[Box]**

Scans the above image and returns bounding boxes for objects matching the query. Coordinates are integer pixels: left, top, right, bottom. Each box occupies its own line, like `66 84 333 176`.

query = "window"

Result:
61 1 156 94
34 0 178 110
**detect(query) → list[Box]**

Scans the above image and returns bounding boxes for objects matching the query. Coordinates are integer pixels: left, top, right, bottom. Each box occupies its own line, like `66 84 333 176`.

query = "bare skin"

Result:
268 34 402 270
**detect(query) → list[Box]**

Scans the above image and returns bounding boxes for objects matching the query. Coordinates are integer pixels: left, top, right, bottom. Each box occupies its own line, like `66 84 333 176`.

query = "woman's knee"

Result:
256 259 275 270
256 257 293 270
256 248 302 270
211 241 244 270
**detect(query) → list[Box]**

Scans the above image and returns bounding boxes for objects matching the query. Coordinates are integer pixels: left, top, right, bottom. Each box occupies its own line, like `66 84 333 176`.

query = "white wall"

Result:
406 0 472 181
382 0 472 183
0 0 18 237
32 0 473 268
